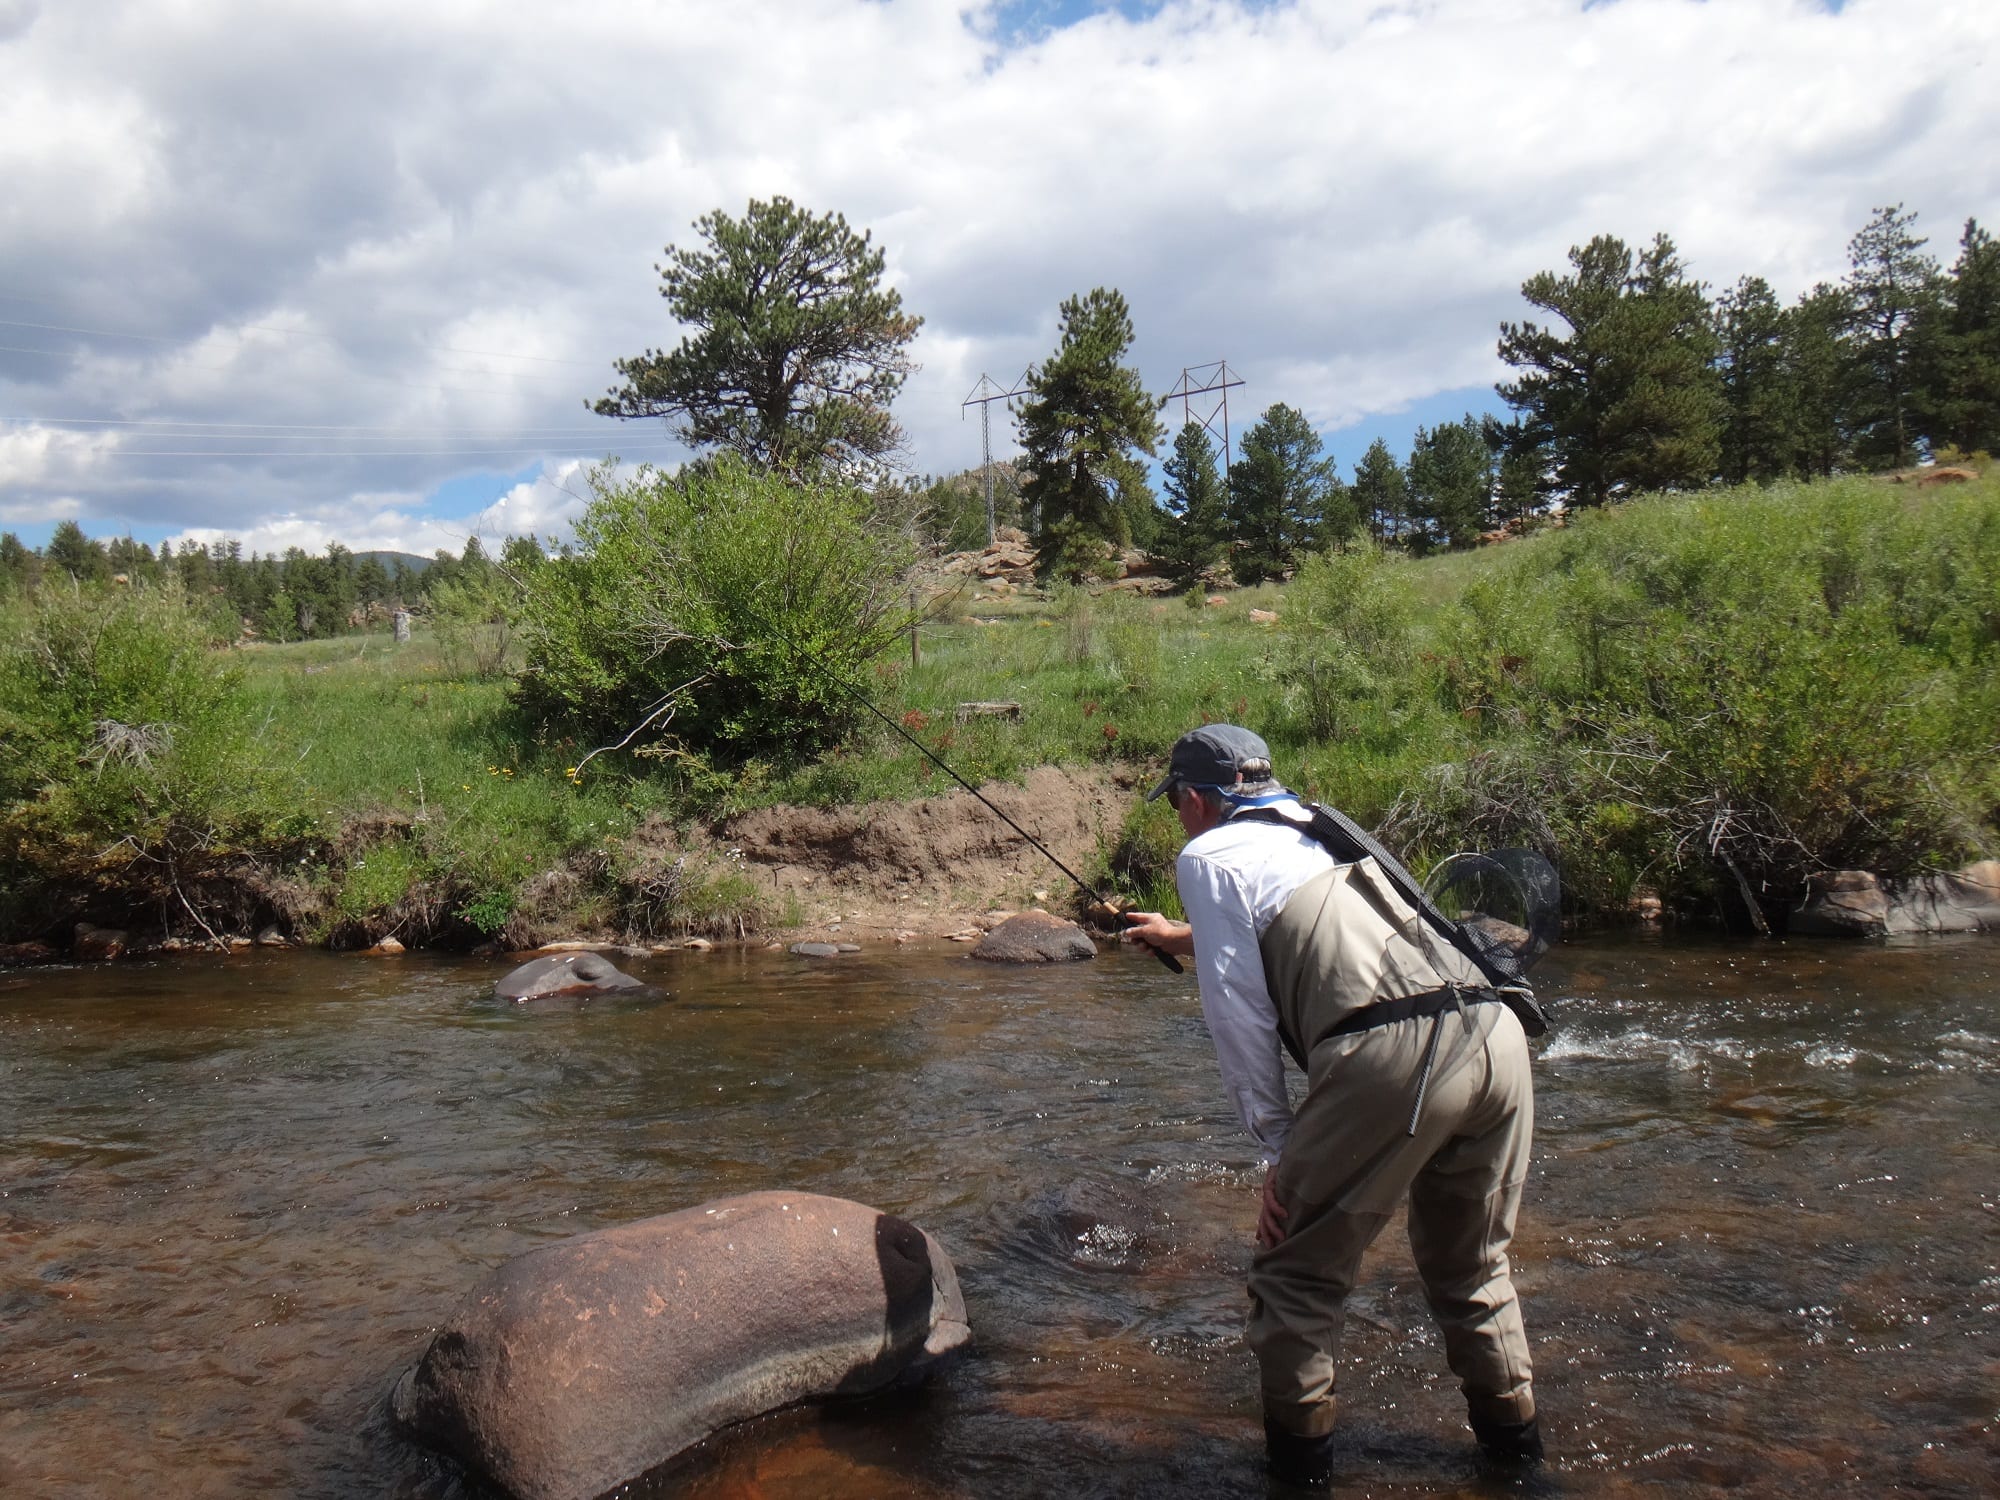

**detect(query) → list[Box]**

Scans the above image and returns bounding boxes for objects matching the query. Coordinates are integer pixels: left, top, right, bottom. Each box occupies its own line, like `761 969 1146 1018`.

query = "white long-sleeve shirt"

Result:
1176 798 1337 1165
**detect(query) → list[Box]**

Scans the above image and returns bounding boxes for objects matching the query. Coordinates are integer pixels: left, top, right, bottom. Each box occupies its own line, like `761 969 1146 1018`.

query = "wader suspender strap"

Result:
1232 805 1550 1040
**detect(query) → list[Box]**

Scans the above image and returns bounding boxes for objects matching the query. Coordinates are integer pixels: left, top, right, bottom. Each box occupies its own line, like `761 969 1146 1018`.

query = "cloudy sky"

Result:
2 0 1995 556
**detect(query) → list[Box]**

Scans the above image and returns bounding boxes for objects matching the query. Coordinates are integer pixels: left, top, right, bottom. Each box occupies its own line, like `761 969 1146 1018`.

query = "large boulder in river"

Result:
392 1192 968 1500
1792 861 2000 938
971 909 1096 963
494 950 647 1001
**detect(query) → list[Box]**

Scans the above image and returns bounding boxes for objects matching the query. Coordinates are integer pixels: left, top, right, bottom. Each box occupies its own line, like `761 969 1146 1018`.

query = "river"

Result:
2 933 1994 1497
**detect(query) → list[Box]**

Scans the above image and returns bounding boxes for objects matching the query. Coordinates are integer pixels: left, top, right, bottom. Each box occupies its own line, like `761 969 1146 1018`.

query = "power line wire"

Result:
0 339 602 395
82 441 683 458
0 317 603 368
3 414 643 436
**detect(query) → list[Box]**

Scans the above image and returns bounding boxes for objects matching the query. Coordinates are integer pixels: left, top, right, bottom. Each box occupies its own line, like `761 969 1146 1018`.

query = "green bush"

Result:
514 457 920 762
1277 542 1422 742
0 580 288 926
429 565 524 679
1423 479 2000 918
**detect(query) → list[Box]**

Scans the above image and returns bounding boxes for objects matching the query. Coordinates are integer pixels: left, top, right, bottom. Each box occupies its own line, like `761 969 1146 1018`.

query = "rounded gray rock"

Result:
970 910 1096 964
494 951 648 1002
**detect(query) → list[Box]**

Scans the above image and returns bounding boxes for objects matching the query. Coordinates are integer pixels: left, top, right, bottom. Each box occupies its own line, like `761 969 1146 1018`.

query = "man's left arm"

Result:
1180 852 1294 1166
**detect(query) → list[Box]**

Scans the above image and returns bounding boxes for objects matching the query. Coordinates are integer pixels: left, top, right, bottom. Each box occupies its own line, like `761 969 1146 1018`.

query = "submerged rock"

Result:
971 910 1096 964
391 1192 968 1500
494 951 646 1001
790 941 842 958
1029 1176 1166 1271
72 924 128 962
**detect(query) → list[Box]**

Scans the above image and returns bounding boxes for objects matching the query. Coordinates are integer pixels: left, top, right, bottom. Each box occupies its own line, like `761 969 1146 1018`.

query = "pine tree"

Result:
1716 275 1793 484
175 539 213 596
1407 416 1494 549
1352 439 1410 544
1782 284 1854 479
45 521 109 584
1156 422 1230 587
1843 204 1938 469
595 197 922 476
353 555 392 609
1016 287 1162 581
1930 218 2000 455
1487 417 1548 525
1498 233 1721 504
1227 403 1340 583
105 536 159 582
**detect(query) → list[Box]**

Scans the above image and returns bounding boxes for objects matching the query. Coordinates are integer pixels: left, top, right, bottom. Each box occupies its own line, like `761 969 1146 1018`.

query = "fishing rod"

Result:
822 676 1184 975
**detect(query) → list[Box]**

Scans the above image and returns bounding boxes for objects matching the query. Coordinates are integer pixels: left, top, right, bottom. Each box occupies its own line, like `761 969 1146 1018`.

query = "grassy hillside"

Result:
3 470 1995 948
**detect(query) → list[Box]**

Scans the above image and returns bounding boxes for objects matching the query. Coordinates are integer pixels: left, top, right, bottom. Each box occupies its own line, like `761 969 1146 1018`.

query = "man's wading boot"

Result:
1264 1417 1336 1489
1471 1414 1545 1468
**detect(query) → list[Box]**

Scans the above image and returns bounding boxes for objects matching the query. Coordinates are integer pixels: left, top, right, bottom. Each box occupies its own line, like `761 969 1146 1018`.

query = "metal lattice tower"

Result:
961 370 1033 545
1159 360 1245 480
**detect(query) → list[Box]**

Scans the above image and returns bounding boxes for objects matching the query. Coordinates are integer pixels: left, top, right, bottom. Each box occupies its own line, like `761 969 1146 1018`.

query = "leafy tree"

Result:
0 532 42 597
1155 422 1230 586
1016 287 1162 580
430 562 522 678
1407 415 1494 550
1929 218 2000 455
500 534 549 576
1497 233 1721 505
1227 403 1344 582
1352 438 1410 544
1715 275 1794 484
263 587 297 643
594 197 923 476
1843 203 1938 468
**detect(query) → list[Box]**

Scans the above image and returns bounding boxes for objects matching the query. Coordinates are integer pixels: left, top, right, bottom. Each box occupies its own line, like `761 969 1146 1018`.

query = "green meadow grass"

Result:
6 470 1994 943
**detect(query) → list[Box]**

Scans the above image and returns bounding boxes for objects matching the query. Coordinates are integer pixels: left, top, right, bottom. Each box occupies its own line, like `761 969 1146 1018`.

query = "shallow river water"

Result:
2 933 1995 1498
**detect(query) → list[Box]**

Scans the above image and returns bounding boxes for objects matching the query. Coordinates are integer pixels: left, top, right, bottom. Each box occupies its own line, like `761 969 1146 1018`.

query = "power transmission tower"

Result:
1159 360 1245 481
961 370 1032 545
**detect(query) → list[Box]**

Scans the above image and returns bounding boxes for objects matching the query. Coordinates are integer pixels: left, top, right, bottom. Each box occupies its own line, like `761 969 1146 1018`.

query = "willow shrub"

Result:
1422 478 2000 920
0 580 289 922
513 457 920 763
1276 541 1424 744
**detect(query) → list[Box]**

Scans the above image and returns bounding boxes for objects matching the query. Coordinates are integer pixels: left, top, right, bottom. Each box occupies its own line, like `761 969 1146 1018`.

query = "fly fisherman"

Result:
1122 725 1542 1487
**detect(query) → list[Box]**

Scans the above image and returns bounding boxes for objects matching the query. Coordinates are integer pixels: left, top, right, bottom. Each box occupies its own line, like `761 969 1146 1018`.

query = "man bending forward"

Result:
1123 725 1542 1486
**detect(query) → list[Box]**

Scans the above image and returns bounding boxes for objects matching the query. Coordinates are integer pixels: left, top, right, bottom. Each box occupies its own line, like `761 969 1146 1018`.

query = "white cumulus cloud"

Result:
0 0 1993 545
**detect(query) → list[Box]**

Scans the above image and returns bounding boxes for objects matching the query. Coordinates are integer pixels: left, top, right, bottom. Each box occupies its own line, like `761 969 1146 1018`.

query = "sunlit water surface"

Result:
2 934 1995 1497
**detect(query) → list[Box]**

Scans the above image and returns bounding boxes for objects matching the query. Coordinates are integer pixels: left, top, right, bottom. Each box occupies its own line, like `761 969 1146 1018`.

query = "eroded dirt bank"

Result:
701 763 1139 942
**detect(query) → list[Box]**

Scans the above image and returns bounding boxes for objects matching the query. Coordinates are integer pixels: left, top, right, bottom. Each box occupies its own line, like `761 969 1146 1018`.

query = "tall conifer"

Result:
1016 287 1162 581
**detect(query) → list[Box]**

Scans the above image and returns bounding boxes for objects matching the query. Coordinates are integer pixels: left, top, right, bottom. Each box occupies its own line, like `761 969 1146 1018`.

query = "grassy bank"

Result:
3 471 1995 948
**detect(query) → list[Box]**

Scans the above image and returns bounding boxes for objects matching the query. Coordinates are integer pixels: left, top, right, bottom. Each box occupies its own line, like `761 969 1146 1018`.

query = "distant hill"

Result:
356 550 433 574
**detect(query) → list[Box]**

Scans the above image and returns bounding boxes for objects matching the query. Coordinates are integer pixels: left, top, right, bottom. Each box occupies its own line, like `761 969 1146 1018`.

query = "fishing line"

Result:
783 636 1183 974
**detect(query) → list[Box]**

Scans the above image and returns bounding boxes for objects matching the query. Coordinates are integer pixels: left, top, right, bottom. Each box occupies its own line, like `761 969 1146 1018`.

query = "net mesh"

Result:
1423 849 1561 983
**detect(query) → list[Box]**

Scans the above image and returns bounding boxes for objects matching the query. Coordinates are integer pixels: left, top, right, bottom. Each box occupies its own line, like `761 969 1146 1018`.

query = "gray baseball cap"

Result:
1145 724 1276 802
